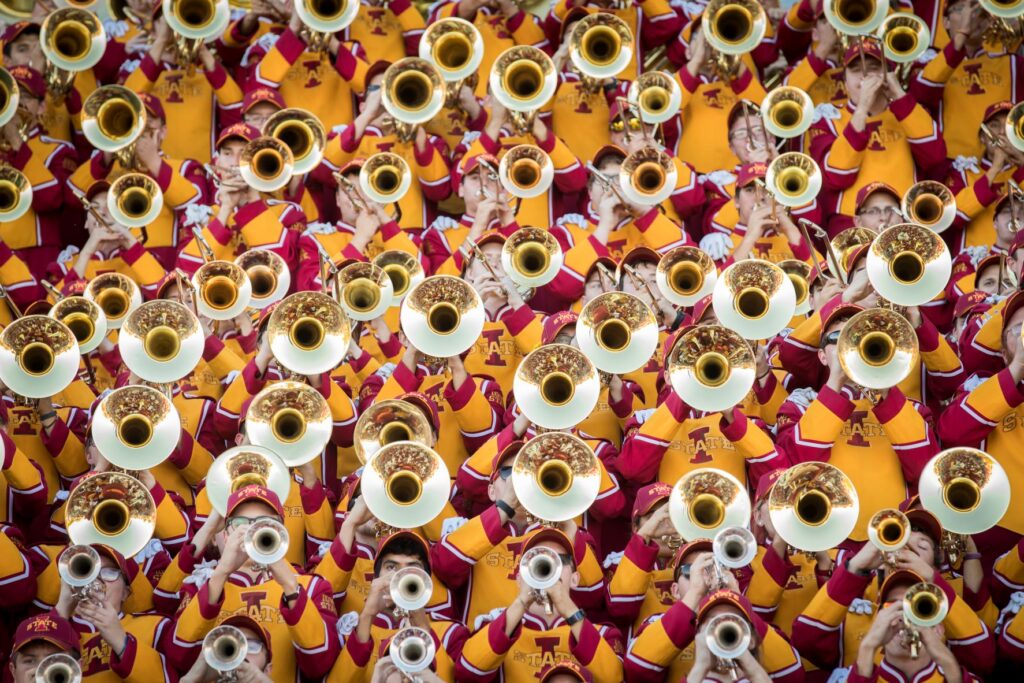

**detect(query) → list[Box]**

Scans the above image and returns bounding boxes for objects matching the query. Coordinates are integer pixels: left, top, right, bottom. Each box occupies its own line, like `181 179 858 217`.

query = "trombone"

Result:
205 445 292 516
84 272 142 330
81 85 147 168
40 8 107 97
263 108 326 176
568 13 634 90
901 181 955 234
239 136 294 193
628 71 681 125
419 18 483 106
1005 102 1024 152
191 260 253 321
761 86 814 139
336 261 394 322
373 250 424 306
353 398 433 465
765 152 822 207
235 249 290 310
359 152 411 206
162 0 231 71
49 296 107 355
877 13 931 68
489 45 557 134
779 259 812 316
702 0 767 79
0 165 33 222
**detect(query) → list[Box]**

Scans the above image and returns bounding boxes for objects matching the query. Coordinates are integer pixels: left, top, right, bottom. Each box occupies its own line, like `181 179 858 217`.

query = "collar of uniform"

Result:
484 302 511 323
583 201 630 230
521 611 568 631
94 247 124 261
227 570 264 587
878 657 937 683
414 362 447 377
372 612 403 630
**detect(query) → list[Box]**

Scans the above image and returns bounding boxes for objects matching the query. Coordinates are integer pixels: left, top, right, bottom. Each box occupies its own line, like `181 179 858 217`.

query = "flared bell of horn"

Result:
628 70 682 124
0 166 32 222
712 259 797 340
902 181 955 234
382 58 445 125
767 462 859 552
705 613 752 660
359 152 412 205
918 448 1010 535
119 300 204 383
0 316 80 398
980 0 1024 19
765 152 821 207
569 12 634 79
354 398 434 465
511 433 601 522
667 325 756 413
500 227 562 288
295 0 359 34
92 385 181 470
244 518 289 565
0 68 18 128
778 259 812 316
867 507 910 553
400 275 485 357
419 17 483 82
49 296 107 355
619 146 677 207
702 0 768 55
82 85 146 153
498 144 554 200
713 526 757 569
84 272 142 330
37 653 81 683
489 45 557 113
577 291 658 374
108 172 164 229
669 468 751 541
66 471 157 557
58 544 100 589
656 246 717 307
513 344 601 430
191 260 253 321
267 291 351 376
866 223 951 306
361 441 450 529
40 7 107 73
245 380 332 467
824 0 889 35
390 626 437 676
235 249 290 310
203 625 247 674
206 445 292 516
239 136 294 193
761 86 814 139
390 566 433 612
1006 102 1024 152
837 307 918 390
878 12 930 64
373 250 424 306
903 582 949 628
163 0 231 41
337 261 394 322
263 108 325 176
831 226 877 281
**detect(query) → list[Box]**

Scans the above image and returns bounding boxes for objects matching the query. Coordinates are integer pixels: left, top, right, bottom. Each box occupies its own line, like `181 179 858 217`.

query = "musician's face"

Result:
465 242 505 284
670 549 710 599
236 626 269 671
1001 307 1024 363
996 203 1018 244
982 113 1010 158
458 167 492 210
86 191 116 238
856 191 901 231
976 263 1017 295
588 158 622 208
96 556 128 609
5 33 42 72
844 58 884 108
728 117 769 165
620 261 657 298
735 184 760 222
583 270 608 304
217 140 246 170
10 643 67 683
16 88 41 120
244 103 279 132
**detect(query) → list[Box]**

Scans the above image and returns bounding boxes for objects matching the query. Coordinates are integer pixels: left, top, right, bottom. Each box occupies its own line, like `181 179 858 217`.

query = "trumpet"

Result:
569 12 634 80
244 518 289 567
767 462 859 552
656 246 717 307
765 152 822 207
235 249 290 310
245 381 332 467
267 291 350 376
837 307 918 390
192 260 253 321
359 152 411 205
353 399 434 465
628 71 681 124
878 13 931 64
40 8 107 94
399 275 485 358
714 526 757 570
1006 102 1024 152
0 316 80 399
162 0 231 67
118 300 204 384
867 507 910 556
498 144 554 199
705 613 752 665
206 445 292 517
865 223 952 306
520 546 562 591
49 296 106 355
0 166 32 222
84 272 142 330
501 227 562 288
374 250 424 305
824 0 890 35
390 566 433 613
512 433 601 522
295 0 359 48
337 261 394 322
667 325 756 413
577 291 658 374
618 146 677 206
108 172 164 229
0 68 20 128
761 86 814 139
65 471 157 558
702 0 768 55
57 544 100 595
918 448 1011 535
263 108 326 176
489 45 557 129
81 85 146 156
901 181 955 234
92 384 181 470
361 441 450 529
902 582 949 658
381 58 445 128
419 17 483 101
669 468 751 541
239 136 294 193
513 344 601 430
203 625 247 675
389 627 437 676
779 259 812 316
711 259 797 340
35 654 82 683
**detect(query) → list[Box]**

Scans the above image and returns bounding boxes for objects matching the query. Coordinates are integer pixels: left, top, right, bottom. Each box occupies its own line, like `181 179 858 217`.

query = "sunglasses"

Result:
227 515 277 530
98 567 124 583
498 465 513 480
821 330 841 348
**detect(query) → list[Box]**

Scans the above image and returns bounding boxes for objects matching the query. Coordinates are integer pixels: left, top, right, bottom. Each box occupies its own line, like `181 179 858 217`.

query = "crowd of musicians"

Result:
3 0 1024 681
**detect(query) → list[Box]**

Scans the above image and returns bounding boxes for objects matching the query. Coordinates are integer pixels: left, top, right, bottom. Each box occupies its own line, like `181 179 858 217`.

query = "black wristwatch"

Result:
283 590 300 604
565 609 586 627
495 500 516 519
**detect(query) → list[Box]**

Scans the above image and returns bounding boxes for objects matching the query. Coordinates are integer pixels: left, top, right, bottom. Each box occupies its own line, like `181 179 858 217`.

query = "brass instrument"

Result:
980 0 1024 19
65 471 157 557
1005 102 1024 152
713 526 757 570
837 307 918 390
512 344 601 430
779 259 812 316
702 0 768 55
0 0 31 21
765 152 822 207
390 627 437 676
520 546 562 591
902 181 956 234
767 462 859 552
390 566 432 613
162 0 231 67
206 445 292 516
865 223 952 306
618 146 677 206
336 261 394 322
824 0 890 35
118 300 204 383
628 70 681 124
361 441 450 528
705 613 752 660
35 654 82 683
498 144 554 199
263 108 326 176
84 272 142 330
235 249 290 310
81 85 146 156
239 136 295 193
511 432 601 522
0 68 19 128
353 399 433 465
577 291 658 374
108 172 164 229
878 13 931 64
399 275 484 357
419 17 483 104
57 544 100 594
655 246 717 307
867 507 910 555
267 292 351 376
359 152 411 205
243 518 289 566
667 325 756 413
489 45 557 131
92 384 181 470
711 259 797 340
373 250 424 305
0 316 80 398
761 86 814 139
918 448 1011 535
295 0 359 47
202 625 247 675
40 8 107 94
831 226 877 280
902 582 949 658
500 227 562 288
192 260 253 321
669 467 751 541
568 12 634 80
245 381 332 467
0 166 34 222
381 58 445 128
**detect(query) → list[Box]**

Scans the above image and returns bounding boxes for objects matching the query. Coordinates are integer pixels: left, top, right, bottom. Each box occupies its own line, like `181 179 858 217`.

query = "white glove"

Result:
699 232 734 261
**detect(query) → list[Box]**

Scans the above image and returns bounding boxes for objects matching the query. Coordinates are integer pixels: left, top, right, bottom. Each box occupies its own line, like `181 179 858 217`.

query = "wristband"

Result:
495 500 516 518
962 553 982 562
565 609 586 627
283 590 300 603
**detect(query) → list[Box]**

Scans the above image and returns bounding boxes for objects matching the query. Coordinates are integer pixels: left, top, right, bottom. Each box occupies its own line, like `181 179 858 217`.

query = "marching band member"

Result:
8 613 80 683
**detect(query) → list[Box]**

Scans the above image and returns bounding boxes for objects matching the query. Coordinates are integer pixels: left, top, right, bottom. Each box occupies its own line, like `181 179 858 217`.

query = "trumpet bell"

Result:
705 613 752 660
489 45 557 113
400 275 484 357
390 627 437 676
390 566 433 612
361 441 450 529
901 181 956 234
878 13 931 64
382 58 445 126
619 146 677 207
768 462 859 552
980 0 1024 19
82 85 146 153
520 546 562 590
628 71 682 124
512 433 601 522
656 246 717 307
824 0 889 35
40 8 107 73
263 108 326 176
501 227 562 288
866 223 952 306
119 300 204 383
92 385 181 470
577 291 658 374
0 68 20 128
419 17 484 82
667 325 756 413
267 291 351 375
203 625 247 673
713 526 757 569
1005 102 1024 152
498 145 554 200
35 653 82 683
569 12 634 79
244 517 289 565
837 308 918 390
761 86 814 139
235 249 290 310
66 471 157 557
669 468 751 541
245 381 332 466
373 250 424 305
337 262 394 322
702 0 768 55
108 172 164 228
58 544 100 588
779 259 812 316
239 136 294 193
359 152 412 205
765 152 822 207
206 445 292 516
49 297 107 355
867 508 910 552
295 0 359 34
0 166 32 222
0 316 80 398
513 344 601 430
918 448 1010 535
712 259 797 340
354 399 434 465
831 227 877 281
903 582 949 628
84 272 142 330
163 0 231 41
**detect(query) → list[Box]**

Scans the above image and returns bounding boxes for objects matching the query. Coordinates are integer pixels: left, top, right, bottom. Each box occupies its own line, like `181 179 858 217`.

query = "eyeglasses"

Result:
677 563 692 580
610 117 642 132
728 129 767 144
821 330 841 348
98 567 124 583
245 639 264 655
498 465 513 480
857 206 899 220
227 515 277 530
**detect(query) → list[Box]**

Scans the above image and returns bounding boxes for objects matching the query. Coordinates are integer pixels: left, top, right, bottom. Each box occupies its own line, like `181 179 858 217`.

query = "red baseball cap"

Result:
672 538 712 578
396 391 441 433
632 482 672 520
820 300 863 336
540 661 593 683
983 101 1013 123
136 92 165 122
8 64 45 99
11 613 79 656
844 242 872 276
727 98 761 130
905 508 943 547
338 157 366 176
877 569 925 604
522 527 576 565
754 468 786 503
559 7 593 43
365 60 393 87
953 289 991 320
697 588 756 624
592 144 627 170
94 544 139 585
736 162 768 189
490 440 525 480
855 181 900 210
542 311 578 345
242 87 286 114
217 122 261 149
374 529 431 575
219 614 273 661
82 179 112 202
843 38 884 66
617 246 660 279
226 484 285 518
691 293 715 322
2 22 36 48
